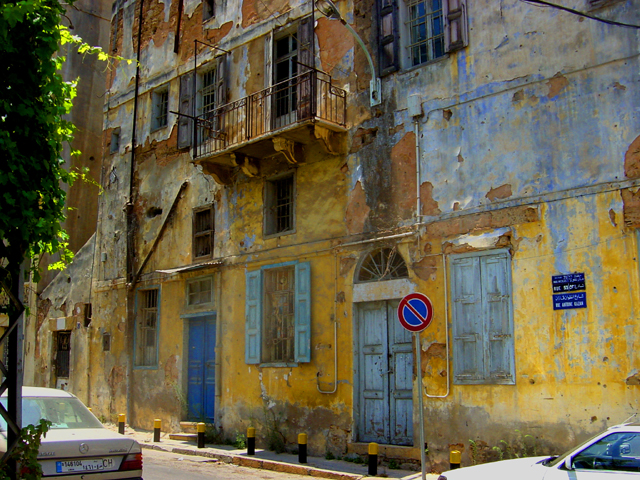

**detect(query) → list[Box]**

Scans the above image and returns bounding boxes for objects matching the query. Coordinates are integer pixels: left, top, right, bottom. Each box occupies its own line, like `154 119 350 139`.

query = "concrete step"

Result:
179 421 199 434
169 432 198 441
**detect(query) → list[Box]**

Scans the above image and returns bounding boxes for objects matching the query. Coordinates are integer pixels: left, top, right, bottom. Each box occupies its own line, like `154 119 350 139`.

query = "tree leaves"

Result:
0 0 75 290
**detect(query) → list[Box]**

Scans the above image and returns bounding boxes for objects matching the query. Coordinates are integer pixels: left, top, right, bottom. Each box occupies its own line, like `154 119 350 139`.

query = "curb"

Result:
140 442 364 480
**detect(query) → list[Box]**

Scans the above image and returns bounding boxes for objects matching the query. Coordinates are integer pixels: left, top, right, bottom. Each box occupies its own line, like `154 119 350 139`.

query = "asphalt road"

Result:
142 447 318 480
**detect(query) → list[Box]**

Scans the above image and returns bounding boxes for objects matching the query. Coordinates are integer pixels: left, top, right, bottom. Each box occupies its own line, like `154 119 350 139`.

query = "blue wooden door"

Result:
188 315 216 421
357 301 413 445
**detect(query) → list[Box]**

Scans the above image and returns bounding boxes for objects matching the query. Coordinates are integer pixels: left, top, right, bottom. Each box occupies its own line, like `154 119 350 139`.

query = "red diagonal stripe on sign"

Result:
404 300 426 324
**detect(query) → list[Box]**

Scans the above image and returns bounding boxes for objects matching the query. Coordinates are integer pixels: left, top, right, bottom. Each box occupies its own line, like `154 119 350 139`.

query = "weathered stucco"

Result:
25 0 640 471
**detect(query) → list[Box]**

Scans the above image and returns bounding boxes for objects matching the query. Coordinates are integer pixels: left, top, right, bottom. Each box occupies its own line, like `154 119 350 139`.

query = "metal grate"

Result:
274 176 293 234
263 267 295 363
137 289 158 366
405 0 444 66
55 331 71 378
265 175 294 235
193 69 346 159
201 69 217 115
357 247 409 283
193 206 214 258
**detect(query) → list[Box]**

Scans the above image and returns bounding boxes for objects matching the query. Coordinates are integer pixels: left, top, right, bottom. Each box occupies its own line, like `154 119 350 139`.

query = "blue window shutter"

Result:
451 256 483 384
245 270 262 364
481 252 514 384
294 262 311 363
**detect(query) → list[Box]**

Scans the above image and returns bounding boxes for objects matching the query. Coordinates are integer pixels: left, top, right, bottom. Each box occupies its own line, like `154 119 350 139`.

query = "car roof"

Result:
609 422 640 431
1 386 75 398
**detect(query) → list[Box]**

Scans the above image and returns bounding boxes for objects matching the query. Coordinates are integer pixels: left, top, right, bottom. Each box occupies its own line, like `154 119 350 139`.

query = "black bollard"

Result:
450 449 461 469
298 433 307 464
247 427 256 455
368 442 378 476
197 422 206 448
153 418 161 442
118 414 125 435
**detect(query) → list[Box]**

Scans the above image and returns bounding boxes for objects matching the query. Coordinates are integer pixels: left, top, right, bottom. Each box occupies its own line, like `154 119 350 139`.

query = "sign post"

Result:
397 293 433 480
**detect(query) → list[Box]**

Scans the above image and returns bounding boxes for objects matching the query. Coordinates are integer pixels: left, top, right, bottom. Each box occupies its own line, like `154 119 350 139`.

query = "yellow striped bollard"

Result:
450 449 461 470
368 442 378 476
298 433 307 463
247 427 256 455
118 413 125 435
197 422 206 448
153 418 161 442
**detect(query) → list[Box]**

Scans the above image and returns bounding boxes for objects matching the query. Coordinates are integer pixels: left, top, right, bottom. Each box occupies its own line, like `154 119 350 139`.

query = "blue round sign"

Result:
397 293 433 332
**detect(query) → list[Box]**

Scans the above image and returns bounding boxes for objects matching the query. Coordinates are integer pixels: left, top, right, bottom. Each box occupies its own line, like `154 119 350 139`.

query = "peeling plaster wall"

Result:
29 0 640 469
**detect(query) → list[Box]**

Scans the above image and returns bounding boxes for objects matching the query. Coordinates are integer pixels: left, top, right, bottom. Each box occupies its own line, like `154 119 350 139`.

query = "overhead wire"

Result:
520 0 640 29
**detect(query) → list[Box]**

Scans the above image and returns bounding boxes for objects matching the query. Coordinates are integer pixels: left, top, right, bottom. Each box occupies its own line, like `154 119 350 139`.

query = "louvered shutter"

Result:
211 55 227 137
215 54 227 107
297 16 314 119
481 251 515 384
245 270 262 364
178 72 194 149
443 0 468 53
451 255 484 384
378 0 399 75
294 262 311 363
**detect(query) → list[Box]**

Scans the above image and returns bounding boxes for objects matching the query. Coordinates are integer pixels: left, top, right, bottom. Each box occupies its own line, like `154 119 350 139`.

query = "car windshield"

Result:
546 430 614 467
0 396 103 430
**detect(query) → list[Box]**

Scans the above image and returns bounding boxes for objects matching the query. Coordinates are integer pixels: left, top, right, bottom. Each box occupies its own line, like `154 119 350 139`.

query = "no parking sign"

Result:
397 292 433 333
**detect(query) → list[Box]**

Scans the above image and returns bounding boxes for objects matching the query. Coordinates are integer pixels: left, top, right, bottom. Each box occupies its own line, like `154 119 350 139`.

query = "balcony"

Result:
193 68 348 184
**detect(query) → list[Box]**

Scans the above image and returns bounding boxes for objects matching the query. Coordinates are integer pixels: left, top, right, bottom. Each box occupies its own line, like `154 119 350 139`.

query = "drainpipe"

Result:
316 251 339 394
125 0 145 428
407 95 451 398
408 95 423 223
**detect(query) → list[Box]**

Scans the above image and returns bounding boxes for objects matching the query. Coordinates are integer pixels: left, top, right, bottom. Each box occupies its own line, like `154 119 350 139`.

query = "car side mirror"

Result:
564 457 573 470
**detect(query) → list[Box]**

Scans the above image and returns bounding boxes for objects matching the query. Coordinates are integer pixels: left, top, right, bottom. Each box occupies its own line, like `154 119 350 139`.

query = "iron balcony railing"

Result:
193 68 346 159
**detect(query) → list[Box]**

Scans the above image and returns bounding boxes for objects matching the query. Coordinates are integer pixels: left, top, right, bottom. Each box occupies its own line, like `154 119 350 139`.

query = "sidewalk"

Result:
111 425 440 480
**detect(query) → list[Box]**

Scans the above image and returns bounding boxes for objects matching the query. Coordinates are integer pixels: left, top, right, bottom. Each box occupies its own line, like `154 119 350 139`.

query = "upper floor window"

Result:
203 0 214 21
177 55 227 149
199 68 218 116
264 173 295 237
268 16 314 127
378 0 468 74
193 205 214 260
135 288 159 368
110 128 120 154
152 87 169 131
405 0 444 66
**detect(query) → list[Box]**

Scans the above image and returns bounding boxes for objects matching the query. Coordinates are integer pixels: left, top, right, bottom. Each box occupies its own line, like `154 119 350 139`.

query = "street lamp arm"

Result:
315 0 382 106
340 20 377 81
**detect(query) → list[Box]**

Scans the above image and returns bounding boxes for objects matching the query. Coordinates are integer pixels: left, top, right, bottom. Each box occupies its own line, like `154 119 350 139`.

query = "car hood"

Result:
38 428 141 458
440 456 552 479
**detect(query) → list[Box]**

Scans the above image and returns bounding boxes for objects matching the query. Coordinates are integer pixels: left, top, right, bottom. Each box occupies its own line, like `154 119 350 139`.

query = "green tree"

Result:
0 0 122 475
0 0 78 291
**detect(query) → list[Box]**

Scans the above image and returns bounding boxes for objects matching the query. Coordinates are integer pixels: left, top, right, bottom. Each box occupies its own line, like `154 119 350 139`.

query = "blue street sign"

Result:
553 292 587 310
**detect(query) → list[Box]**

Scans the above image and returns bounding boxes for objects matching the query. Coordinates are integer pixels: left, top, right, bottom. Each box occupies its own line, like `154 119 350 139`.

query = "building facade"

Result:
29 0 640 469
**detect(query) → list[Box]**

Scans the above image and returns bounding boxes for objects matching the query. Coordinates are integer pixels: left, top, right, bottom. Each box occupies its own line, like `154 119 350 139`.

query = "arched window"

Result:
356 247 409 283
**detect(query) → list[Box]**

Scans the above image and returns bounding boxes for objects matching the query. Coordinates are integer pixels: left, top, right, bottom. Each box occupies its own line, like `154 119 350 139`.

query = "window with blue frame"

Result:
245 262 311 365
450 250 515 385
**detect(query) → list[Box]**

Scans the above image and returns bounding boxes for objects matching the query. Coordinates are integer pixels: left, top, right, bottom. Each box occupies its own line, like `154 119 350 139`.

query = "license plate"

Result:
56 458 115 473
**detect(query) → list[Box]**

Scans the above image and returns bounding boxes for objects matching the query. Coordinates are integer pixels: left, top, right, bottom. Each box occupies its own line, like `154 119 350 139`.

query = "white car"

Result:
1 386 143 479
438 423 640 479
